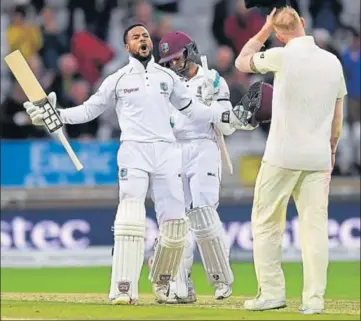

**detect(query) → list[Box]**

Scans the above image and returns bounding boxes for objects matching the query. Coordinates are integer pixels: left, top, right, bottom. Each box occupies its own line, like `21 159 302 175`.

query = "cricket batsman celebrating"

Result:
150 31 242 303
23 24 247 305
235 7 347 314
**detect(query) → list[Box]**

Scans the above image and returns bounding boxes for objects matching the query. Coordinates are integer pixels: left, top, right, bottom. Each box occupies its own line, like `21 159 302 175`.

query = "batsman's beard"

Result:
132 44 152 63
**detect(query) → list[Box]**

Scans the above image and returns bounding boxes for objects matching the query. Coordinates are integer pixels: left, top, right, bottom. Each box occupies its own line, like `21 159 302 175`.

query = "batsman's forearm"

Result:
180 100 225 124
58 89 113 124
330 98 344 153
59 103 106 124
214 100 236 135
59 105 95 124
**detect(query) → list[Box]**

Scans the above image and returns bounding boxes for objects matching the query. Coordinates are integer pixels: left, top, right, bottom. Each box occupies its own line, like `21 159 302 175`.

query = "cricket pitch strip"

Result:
1 292 360 320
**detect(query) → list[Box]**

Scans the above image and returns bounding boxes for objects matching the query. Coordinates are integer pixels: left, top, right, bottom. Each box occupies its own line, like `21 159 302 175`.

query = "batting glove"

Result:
220 108 258 131
23 92 57 126
232 103 259 130
201 69 221 106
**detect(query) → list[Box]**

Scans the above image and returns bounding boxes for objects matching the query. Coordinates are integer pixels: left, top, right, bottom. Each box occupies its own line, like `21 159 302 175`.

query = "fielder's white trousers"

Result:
252 161 331 309
117 141 185 224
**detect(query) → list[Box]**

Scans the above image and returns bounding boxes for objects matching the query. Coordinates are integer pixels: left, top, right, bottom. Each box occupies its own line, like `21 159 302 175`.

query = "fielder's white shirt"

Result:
171 66 232 140
253 36 347 170
59 57 224 143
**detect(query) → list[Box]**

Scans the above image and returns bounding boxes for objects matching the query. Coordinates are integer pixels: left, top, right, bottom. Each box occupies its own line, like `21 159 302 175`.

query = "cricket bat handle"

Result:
57 131 84 171
214 127 233 175
200 55 233 175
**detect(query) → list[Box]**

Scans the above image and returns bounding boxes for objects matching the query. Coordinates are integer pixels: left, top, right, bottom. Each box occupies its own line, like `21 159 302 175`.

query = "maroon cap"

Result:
158 31 193 64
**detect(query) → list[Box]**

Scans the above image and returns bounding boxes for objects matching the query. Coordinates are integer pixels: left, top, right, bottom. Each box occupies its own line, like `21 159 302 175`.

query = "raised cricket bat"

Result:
200 55 233 175
5 50 83 171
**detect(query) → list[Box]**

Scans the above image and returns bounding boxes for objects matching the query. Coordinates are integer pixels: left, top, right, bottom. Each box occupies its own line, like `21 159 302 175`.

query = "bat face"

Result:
5 50 63 134
5 50 47 102
5 50 83 171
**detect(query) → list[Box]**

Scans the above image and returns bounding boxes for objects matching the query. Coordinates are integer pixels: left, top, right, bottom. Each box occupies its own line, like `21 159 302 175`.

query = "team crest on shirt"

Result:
160 82 169 96
119 168 128 180
196 86 202 97
161 42 169 54
260 52 265 59
160 82 168 91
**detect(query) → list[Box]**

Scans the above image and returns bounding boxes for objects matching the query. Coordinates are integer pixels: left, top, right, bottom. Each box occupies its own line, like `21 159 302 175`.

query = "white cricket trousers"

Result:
176 138 231 279
178 138 221 210
117 141 185 224
252 161 331 309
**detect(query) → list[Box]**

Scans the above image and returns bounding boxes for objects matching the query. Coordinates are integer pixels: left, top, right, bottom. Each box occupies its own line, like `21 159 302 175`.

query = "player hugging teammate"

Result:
150 31 236 303
23 23 271 306
148 31 273 304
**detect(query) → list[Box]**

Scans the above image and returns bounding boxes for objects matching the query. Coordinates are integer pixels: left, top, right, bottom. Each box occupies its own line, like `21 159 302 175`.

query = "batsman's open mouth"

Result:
140 44 148 54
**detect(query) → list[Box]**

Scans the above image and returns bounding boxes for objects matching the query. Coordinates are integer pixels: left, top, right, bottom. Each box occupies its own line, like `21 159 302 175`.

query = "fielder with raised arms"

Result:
23 24 246 305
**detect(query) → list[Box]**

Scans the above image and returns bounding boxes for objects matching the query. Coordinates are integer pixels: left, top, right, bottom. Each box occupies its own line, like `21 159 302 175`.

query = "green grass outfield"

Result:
1 262 360 320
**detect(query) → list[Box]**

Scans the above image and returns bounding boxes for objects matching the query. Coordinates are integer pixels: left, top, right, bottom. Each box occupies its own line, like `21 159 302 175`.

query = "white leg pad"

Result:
187 206 234 286
148 219 187 284
109 199 146 301
172 229 194 298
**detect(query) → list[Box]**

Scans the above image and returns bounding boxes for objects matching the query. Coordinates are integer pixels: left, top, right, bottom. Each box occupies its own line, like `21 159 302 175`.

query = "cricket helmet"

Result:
158 31 199 75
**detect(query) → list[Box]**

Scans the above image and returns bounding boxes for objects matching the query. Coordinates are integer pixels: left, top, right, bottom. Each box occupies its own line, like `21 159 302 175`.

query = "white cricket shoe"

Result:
174 277 197 304
111 294 137 305
166 291 196 304
153 283 170 303
244 297 286 311
299 306 323 315
159 276 197 304
215 283 232 300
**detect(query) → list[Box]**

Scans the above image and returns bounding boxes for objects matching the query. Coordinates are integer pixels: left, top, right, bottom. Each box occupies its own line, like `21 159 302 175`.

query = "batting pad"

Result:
109 199 146 301
148 219 187 284
172 230 194 298
187 206 234 285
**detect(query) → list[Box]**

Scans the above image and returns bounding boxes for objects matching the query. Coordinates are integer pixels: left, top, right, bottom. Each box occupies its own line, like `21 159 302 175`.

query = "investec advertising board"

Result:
1 203 359 267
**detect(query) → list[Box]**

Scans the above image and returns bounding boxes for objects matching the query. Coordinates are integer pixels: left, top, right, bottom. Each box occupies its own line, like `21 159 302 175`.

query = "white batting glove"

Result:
201 69 221 106
231 104 258 130
221 109 258 131
23 92 58 126
238 122 258 131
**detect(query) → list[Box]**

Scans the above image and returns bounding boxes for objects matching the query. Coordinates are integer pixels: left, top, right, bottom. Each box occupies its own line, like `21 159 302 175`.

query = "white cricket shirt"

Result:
171 66 232 140
252 36 348 170
59 57 224 143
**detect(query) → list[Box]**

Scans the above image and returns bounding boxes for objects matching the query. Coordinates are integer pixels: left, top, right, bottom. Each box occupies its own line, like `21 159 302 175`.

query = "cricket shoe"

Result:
244 297 286 311
299 306 323 315
166 277 197 304
111 294 138 305
215 283 232 300
182 277 197 303
148 255 171 303
152 282 170 303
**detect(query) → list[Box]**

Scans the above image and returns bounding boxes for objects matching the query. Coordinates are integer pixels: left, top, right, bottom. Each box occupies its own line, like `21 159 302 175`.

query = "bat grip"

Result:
57 131 84 171
200 55 209 73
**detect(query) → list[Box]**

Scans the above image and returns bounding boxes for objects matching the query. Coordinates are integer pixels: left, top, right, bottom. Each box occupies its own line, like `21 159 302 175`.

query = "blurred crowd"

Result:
0 0 360 176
